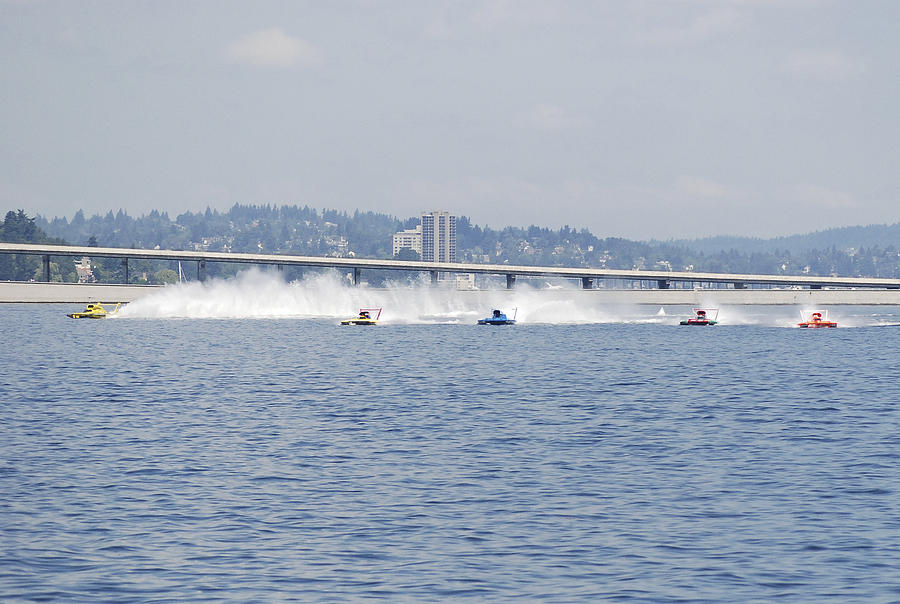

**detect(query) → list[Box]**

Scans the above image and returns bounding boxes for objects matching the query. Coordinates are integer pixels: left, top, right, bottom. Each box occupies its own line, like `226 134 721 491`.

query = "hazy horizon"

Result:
27 203 899 247
3 1 899 240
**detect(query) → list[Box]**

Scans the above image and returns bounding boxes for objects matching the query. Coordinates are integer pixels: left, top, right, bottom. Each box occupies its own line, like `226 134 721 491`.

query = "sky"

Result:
2 0 898 240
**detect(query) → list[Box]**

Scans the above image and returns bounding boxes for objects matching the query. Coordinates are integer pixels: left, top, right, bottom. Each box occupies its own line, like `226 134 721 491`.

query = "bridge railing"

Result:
2 242 900 290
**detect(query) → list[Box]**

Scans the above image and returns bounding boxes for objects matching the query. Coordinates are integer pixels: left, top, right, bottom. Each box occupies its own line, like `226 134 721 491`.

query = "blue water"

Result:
3 303 900 602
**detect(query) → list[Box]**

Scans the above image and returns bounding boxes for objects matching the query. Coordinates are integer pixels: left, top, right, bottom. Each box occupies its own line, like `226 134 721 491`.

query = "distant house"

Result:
75 257 95 283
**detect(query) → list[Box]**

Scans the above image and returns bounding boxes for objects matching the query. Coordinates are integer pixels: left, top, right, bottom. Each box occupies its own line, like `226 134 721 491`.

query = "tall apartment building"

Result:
392 225 422 257
420 210 456 263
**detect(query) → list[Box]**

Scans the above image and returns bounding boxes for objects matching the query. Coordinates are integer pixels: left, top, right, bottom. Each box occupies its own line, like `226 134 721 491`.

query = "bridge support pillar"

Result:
734 282 745 289
582 277 593 289
122 257 129 284
506 274 516 289
430 270 438 285
42 255 50 282
657 279 670 289
198 260 206 282
353 267 361 286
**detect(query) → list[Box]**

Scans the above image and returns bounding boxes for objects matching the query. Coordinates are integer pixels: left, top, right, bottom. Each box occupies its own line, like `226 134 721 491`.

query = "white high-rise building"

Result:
420 210 456 263
392 225 422 257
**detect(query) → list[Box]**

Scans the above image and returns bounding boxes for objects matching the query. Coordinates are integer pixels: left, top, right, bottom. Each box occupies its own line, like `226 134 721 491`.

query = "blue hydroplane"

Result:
478 309 517 325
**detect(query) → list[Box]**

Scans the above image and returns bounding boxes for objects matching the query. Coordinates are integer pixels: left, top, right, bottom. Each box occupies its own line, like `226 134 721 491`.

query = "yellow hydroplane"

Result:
340 308 381 325
67 302 121 319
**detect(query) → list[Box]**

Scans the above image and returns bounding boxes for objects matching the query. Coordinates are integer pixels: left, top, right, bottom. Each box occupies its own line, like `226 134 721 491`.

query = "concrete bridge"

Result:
3 241 900 291
4 280 900 306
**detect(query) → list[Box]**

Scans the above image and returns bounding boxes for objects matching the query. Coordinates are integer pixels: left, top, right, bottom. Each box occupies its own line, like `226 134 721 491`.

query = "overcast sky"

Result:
2 0 898 239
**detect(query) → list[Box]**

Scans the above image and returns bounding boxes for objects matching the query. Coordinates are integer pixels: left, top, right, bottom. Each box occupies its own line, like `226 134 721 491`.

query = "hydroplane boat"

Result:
340 308 381 326
680 308 718 326
798 310 837 328
478 309 516 325
67 302 120 319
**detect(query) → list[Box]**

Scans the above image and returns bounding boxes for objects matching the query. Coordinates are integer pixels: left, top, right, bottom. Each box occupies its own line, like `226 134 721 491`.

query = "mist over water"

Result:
115 270 636 324
114 268 900 327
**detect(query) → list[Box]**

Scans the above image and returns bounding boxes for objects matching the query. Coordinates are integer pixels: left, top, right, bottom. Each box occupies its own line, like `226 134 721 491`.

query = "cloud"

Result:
225 28 318 68
675 176 734 199
516 104 585 132
400 177 543 205
394 177 552 226
634 7 746 47
684 0 823 5
787 184 857 208
780 49 862 81
468 0 560 29
424 0 560 39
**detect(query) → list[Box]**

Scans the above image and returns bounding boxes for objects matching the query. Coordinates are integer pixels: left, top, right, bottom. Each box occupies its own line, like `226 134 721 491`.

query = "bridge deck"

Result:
3 242 900 289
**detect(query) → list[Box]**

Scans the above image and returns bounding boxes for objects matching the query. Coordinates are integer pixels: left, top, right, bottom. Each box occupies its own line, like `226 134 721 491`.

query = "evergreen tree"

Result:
24 204 900 281
0 209 73 280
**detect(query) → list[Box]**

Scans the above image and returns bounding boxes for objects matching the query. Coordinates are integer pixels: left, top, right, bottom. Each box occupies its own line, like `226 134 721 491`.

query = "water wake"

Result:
112 269 900 326
114 269 655 323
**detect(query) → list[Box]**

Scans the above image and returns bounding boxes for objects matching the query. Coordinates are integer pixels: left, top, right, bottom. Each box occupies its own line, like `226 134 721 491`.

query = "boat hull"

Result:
679 319 717 325
798 322 837 328
340 319 377 325
477 319 516 325
66 302 119 319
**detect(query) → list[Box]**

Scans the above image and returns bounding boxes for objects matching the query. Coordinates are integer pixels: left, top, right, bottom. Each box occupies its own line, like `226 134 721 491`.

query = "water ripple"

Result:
2 305 900 601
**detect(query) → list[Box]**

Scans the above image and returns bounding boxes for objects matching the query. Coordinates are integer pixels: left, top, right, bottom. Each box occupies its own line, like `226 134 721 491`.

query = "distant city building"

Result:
454 273 475 289
420 210 456 263
392 225 422 257
74 257 95 283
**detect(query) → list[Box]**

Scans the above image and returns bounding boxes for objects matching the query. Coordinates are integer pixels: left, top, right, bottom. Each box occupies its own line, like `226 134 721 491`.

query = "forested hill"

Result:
32 204 692 271
37 206 417 259
5 204 897 282
670 223 900 256
0 210 67 281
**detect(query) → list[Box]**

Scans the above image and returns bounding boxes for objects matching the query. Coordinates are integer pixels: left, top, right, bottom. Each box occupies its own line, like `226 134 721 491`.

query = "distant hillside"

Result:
14 206 900 283
0 209 72 281
668 223 900 255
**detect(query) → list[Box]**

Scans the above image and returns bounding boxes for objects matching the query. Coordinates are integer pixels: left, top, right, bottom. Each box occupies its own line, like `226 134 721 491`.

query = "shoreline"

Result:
3 281 900 305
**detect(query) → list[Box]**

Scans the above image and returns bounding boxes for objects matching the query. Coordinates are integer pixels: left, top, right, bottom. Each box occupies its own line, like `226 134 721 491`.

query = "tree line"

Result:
0 205 898 284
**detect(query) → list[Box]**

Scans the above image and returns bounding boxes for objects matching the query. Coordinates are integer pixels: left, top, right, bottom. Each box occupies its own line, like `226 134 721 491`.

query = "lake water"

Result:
3 276 900 601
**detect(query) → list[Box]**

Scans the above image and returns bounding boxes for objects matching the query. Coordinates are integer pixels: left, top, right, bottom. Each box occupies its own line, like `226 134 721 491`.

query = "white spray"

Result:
112 269 898 326
115 269 663 323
